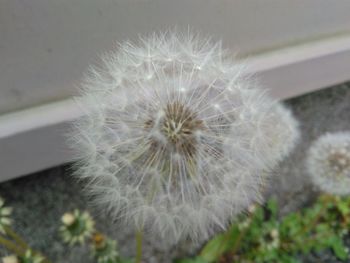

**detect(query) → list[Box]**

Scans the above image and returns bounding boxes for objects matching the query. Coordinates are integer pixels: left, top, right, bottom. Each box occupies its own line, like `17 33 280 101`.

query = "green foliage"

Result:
180 195 350 263
2 194 350 263
117 258 135 263
175 258 208 263
200 226 240 262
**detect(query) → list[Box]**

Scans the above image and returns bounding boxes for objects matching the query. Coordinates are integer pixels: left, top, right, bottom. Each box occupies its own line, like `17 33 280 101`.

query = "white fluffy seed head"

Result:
306 132 350 196
70 31 299 244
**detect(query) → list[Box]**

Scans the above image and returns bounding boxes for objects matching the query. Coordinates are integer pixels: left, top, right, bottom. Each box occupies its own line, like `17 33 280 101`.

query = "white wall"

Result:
1 0 350 181
1 0 350 114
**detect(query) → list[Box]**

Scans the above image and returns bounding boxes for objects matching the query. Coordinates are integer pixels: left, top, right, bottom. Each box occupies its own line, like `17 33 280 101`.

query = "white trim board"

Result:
1 35 350 182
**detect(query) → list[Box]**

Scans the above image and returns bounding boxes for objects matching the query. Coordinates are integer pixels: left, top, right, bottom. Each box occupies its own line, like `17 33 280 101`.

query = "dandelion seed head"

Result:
71 31 299 244
307 132 350 195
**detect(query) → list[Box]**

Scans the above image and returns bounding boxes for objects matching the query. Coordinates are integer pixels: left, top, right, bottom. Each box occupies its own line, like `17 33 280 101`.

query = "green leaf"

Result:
278 254 301 263
337 201 350 216
178 196 350 263
330 237 348 260
253 206 265 223
174 257 208 263
267 198 278 219
118 258 134 263
200 232 231 262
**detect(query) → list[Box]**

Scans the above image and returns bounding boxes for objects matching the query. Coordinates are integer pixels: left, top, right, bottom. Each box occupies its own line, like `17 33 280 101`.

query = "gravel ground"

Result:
0 83 349 262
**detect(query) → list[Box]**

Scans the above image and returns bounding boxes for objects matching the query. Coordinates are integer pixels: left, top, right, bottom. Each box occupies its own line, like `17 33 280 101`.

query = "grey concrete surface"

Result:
0 83 349 262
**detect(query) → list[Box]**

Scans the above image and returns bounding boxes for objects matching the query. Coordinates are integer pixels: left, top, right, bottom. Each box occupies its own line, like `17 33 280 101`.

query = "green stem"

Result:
135 229 143 263
229 226 247 258
0 235 25 256
229 210 255 258
4 226 28 249
42 256 53 263
2 227 53 263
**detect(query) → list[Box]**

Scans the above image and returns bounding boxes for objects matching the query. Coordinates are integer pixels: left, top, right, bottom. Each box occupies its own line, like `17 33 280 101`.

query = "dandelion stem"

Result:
135 229 143 263
229 225 247 258
229 210 255 257
4 226 28 249
42 256 53 263
1 229 52 263
0 235 25 256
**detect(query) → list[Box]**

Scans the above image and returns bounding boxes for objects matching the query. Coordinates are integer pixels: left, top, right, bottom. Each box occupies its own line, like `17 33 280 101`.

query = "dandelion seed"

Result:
71 31 299 244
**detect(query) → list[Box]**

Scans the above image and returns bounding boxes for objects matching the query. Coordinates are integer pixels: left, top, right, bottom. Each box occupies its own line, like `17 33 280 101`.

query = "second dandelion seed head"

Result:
307 132 350 195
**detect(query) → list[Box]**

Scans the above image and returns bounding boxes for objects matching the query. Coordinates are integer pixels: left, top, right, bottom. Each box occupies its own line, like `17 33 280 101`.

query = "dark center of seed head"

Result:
145 102 204 157
328 152 350 173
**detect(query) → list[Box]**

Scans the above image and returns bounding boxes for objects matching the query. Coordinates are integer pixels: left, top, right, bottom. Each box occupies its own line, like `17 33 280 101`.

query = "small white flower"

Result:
270 229 279 238
20 250 44 263
0 197 12 234
61 213 75 226
71 31 299 244
59 210 95 246
91 233 119 263
238 218 252 230
2 255 18 263
259 228 280 251
306 132 350 195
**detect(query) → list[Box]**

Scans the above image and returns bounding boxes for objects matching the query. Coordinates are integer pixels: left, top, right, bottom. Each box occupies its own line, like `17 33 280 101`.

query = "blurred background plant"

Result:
1 190 350 263
176 194 350 263
0 200 131 263
0 198 48 263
